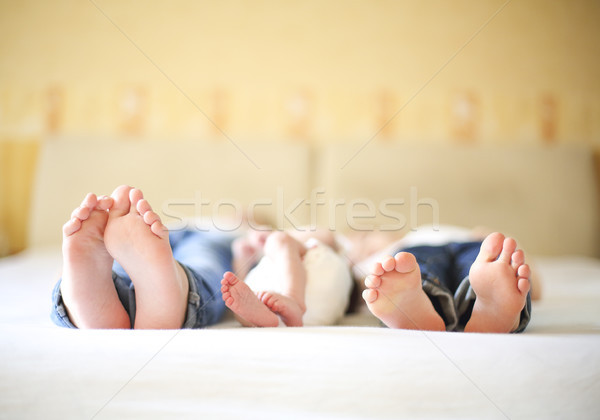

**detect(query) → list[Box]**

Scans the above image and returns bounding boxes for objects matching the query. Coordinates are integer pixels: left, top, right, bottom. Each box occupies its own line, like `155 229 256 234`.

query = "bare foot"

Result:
103 186 189 329
220 271 279 327
257 291 304 327
464 232 531 333
60 193 130 329
362 252 445 331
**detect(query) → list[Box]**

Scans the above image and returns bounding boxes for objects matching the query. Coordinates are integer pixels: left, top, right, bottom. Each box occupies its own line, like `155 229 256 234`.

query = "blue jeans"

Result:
397 241 531 332
51 230 234 329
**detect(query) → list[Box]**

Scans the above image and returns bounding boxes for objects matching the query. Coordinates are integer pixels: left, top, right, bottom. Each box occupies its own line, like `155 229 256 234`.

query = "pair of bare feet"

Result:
362 232 531 333
61 185 189 329
221 231 307 327
221 272 306 327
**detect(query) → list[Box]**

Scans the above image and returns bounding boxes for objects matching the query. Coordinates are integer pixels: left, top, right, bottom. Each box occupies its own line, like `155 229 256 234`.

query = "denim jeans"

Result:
397 241 531 332
51 230 234 329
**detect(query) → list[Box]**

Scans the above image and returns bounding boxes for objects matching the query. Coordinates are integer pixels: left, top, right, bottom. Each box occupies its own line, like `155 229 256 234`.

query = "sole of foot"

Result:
464 232 530 333
60 192 130 329
221 271 279 327
362 252 445 331
104 185 189 329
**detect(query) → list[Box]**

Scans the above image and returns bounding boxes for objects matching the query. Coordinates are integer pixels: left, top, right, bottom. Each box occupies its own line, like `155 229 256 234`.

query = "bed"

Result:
1 138 599 419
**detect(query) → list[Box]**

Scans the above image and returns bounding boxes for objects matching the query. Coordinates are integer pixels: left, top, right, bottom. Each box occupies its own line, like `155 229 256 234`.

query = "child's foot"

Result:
464 232 531 333
60 193 130 329
221 271 279 327
103 185 189 329
257 291 304 327
362 252 445 331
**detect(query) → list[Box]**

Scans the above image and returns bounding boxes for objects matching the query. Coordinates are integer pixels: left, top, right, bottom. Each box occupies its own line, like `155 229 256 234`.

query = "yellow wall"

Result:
0 139 38 254
1 0 599 253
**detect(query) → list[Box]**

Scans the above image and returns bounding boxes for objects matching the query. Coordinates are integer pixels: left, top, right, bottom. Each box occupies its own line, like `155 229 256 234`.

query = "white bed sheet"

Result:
1 248 599 419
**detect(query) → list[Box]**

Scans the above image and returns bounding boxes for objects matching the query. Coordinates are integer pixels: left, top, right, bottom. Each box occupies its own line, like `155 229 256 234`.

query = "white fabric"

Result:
244 240 353 326
1 249 600 418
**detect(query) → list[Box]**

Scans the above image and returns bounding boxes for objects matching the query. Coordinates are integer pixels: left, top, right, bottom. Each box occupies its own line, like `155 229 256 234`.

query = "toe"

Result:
129 188 144 214
223 271 237 285
511 249 524 270
365 274 382 289
477 232 505 262
71 206 91 221
150 220 167 238
371 262 385 276
362 288 378 304
393 252 418 274
381 256 396 272
110 185 133 217
499 237 517 263
63 218 82 237
136 198 152 216
517 277 531 295
261 292 275 307
143 210 160 226
518 264 531 279
81 193 98 209
96 196 114 211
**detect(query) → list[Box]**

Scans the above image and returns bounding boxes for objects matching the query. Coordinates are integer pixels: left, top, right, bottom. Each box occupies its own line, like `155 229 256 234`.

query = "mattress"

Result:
1 247 599 419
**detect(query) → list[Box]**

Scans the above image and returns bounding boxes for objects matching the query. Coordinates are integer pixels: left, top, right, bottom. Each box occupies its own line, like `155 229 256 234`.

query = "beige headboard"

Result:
29 138 311 248
315 143 600 257
30 138 600 257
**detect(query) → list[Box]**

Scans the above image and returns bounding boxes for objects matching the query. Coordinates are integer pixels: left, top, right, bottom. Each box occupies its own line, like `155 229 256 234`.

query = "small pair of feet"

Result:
362 232 531 333
221 272 304 327
61 185 189 329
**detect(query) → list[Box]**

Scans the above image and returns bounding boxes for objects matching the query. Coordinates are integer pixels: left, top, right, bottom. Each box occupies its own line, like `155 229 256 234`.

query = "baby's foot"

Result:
104 186 189 329
60 193 130 328
464 232 531 333
362 252 445 331
257 291 304 327
221 271 279 327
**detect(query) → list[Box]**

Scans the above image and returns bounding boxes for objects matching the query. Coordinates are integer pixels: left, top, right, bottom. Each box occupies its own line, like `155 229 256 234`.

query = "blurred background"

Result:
0 0 599 255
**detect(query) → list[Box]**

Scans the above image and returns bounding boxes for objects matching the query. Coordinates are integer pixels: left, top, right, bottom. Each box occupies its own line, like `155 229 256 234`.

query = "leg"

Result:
169 229 233 328
450 241 484 290
231 229 270 280
362 252 445 331
401 245 460 329
220 271 279 327
260 231 307 325
464 233 531 333
262 232 308 309
104 186 189 329
60 193 130 329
